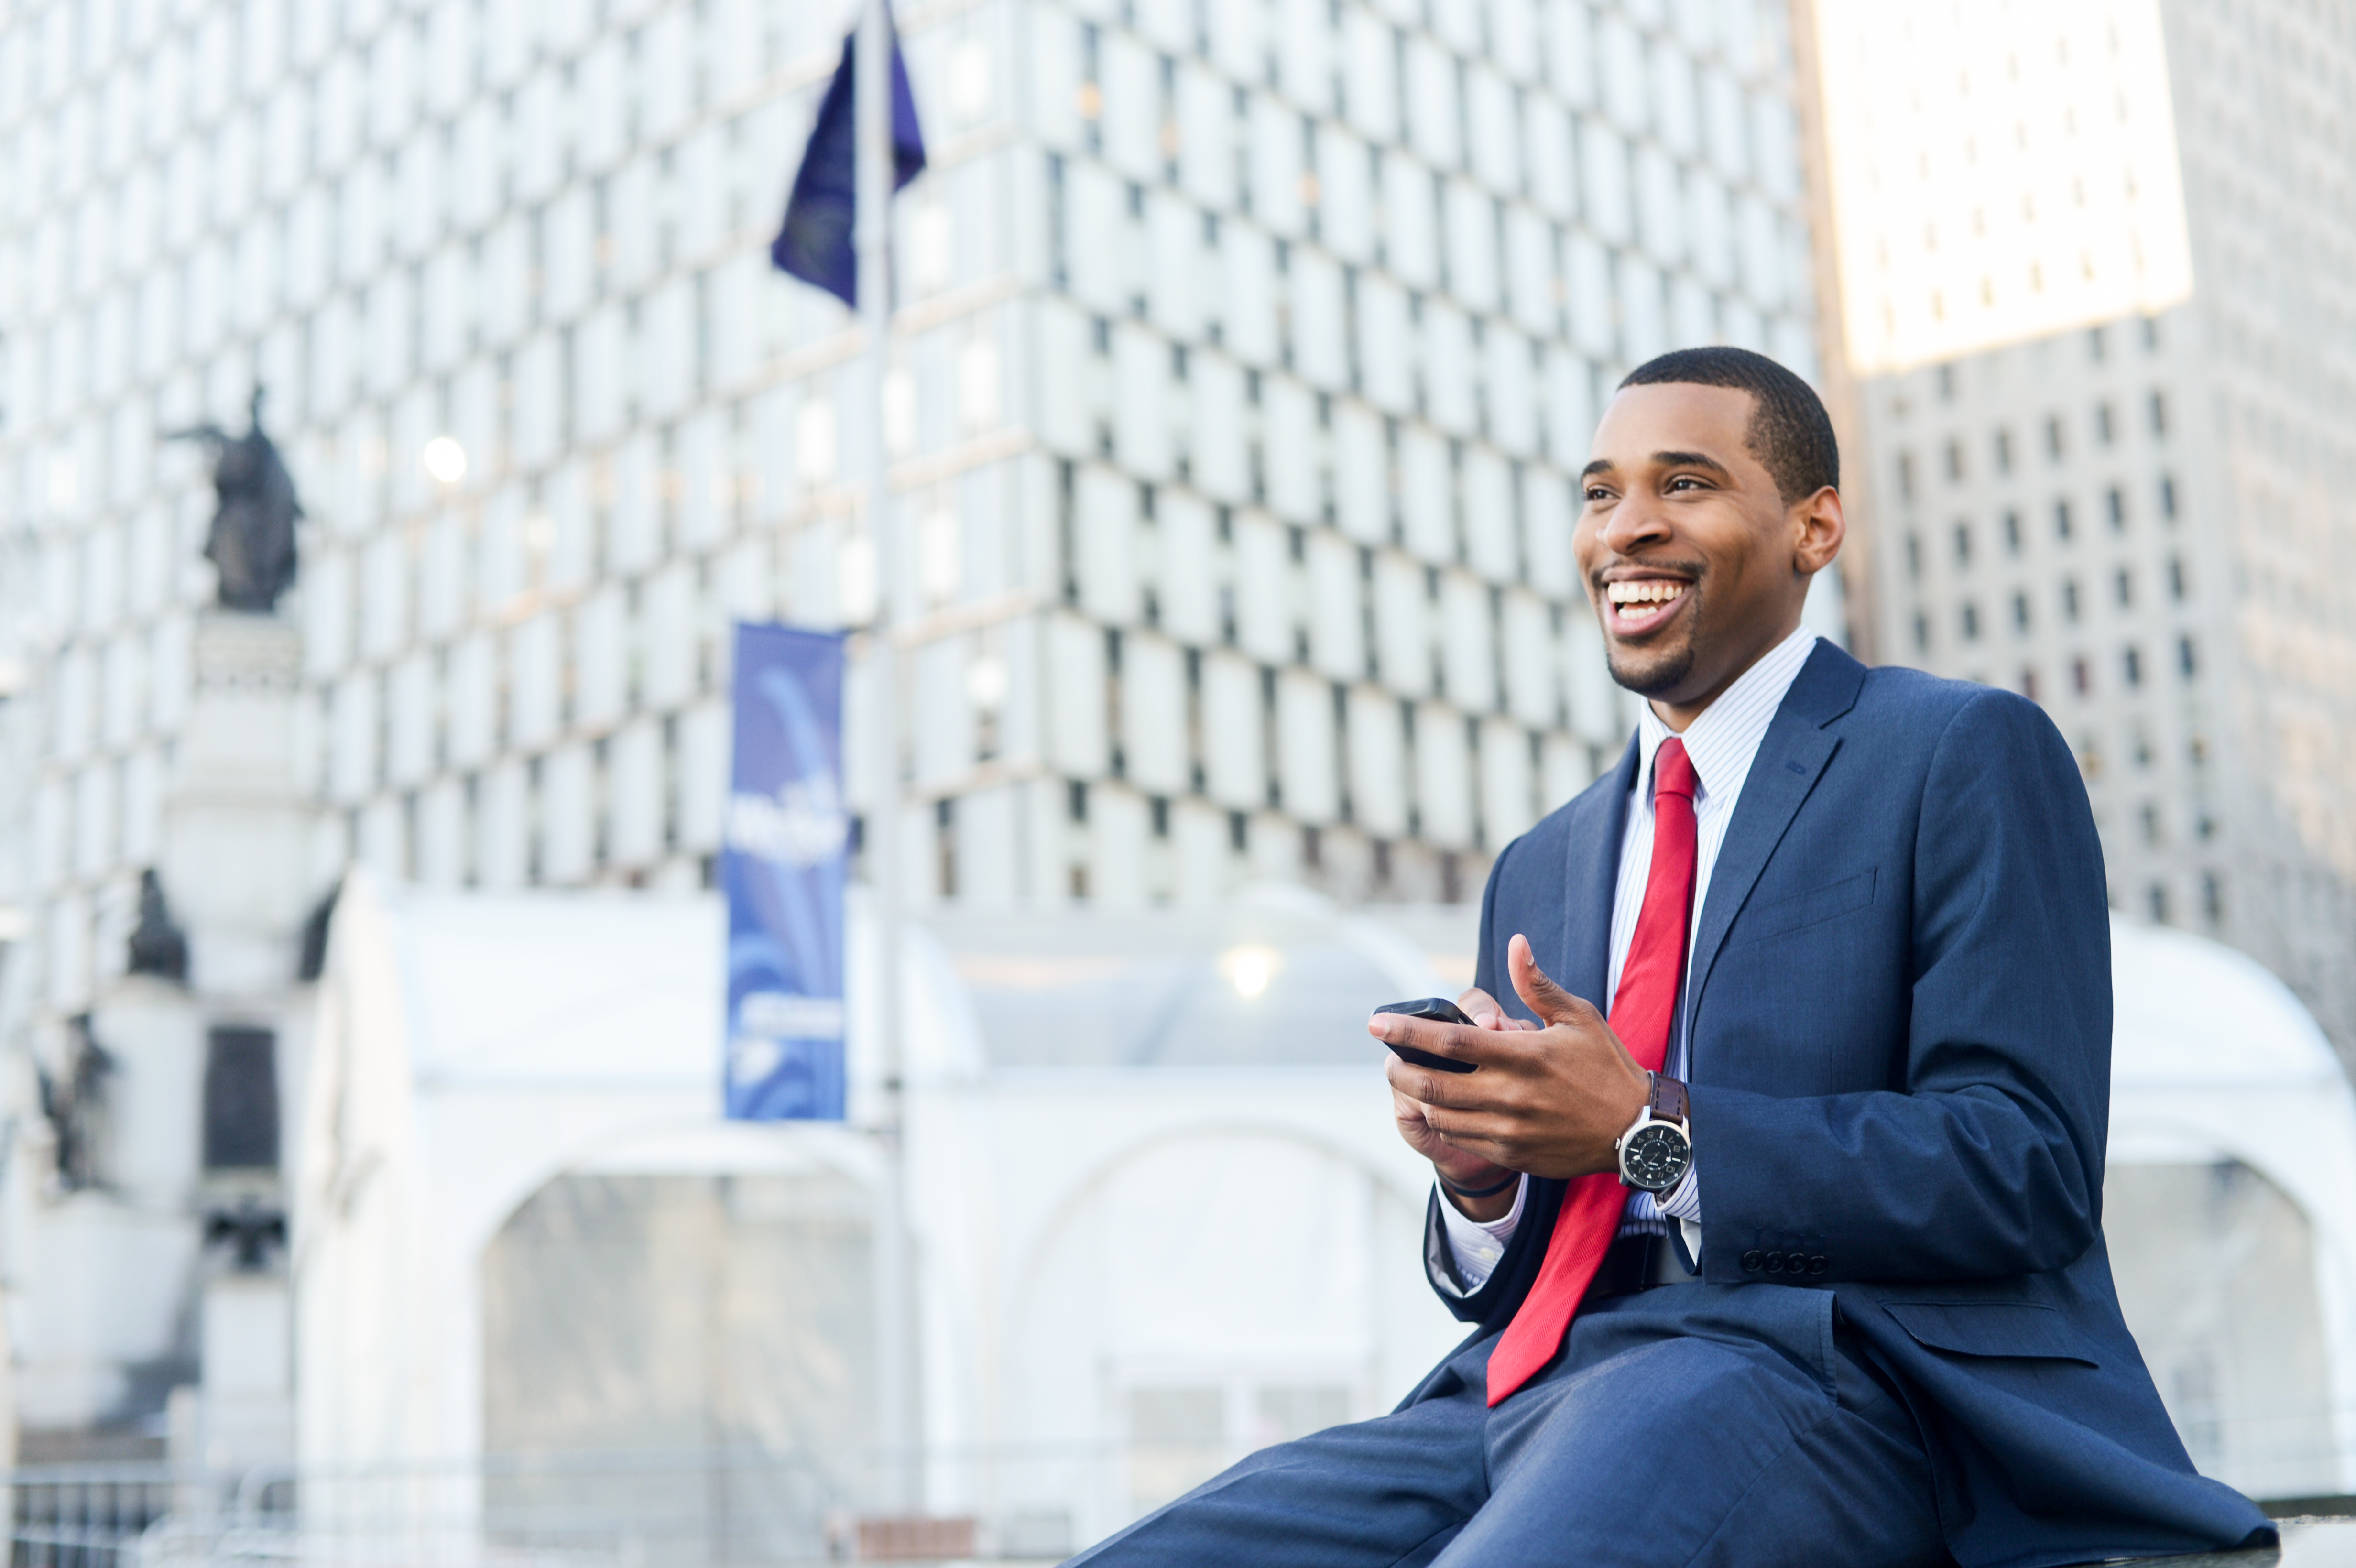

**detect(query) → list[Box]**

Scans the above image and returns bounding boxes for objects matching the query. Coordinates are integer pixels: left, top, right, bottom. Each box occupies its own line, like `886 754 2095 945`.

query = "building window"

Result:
2002 509 2021 553
1896 451 1916 500
2020 667 2039 700
2011 592 2029 632
1960 602 1980 641
1911 612 1929 653
1904 532 1921 579
203 1026 280 1172
2123 645 2142 686
2147 882 2168 924
2062 579 2080 621
1047 154 1068 288
1943 439 1963 482
2114 567 2132 607
2087 325 2107 362
2095 402 2115 444
2054 499 2072 539
1992 428 2013 473
2168 557 2186 600
2149 390 2168 436
2106 487 2125 530
2072 657 2090 695
2160 475 2177 519
2203 872 2222 926
1952 521 1971 565
1936 364 1955 401
2179 635 2198 678
2045 415 2065 459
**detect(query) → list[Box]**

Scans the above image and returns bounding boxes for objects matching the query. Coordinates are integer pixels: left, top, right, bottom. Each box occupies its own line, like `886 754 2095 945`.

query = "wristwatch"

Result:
1616 1072 1692 1192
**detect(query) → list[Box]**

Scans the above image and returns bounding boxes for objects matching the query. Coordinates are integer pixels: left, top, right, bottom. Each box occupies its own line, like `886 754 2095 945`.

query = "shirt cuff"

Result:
1655 1161 1701 1221
1432 1175 1528 1296
1656 1161 1702 1268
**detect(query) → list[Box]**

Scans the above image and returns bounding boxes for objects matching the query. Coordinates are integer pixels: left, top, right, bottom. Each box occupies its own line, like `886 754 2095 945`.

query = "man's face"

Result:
1573 382 1829 713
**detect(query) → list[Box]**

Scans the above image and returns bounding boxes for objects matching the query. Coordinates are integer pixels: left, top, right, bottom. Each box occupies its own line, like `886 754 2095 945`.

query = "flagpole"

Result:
854 0 916 1516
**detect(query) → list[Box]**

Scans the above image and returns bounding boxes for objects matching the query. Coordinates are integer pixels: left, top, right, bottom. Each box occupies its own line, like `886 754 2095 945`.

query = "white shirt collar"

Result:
1632 624 1821 807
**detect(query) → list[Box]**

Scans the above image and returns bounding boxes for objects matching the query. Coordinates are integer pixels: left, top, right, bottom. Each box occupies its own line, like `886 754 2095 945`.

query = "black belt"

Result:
1586 1230 1701 1302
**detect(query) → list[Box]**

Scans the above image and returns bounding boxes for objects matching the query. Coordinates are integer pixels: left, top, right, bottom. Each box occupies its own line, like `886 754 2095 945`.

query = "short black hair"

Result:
1618 347 1838 503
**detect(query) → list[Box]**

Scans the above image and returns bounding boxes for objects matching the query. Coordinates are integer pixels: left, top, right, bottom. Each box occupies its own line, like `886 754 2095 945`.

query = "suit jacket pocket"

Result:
1732 867 1877 947
1885 1301 2099 1366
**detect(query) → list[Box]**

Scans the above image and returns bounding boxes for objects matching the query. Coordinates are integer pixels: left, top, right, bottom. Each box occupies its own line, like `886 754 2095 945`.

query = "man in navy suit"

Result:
1070 348 2273 1567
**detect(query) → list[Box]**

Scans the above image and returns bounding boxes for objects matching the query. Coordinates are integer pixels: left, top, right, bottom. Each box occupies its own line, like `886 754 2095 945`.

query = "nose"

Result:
1598 486 1675 557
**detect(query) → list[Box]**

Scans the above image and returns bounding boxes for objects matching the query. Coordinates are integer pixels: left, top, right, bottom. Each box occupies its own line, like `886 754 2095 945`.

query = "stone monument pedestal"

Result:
161 615 315 996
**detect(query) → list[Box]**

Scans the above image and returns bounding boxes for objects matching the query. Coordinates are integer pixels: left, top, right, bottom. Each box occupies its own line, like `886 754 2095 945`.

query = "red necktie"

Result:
1486 737 1700 1405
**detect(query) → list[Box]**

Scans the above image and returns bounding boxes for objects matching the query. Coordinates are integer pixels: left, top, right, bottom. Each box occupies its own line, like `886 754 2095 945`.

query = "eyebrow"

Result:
1580 450 1735 482
1650 450 1734 477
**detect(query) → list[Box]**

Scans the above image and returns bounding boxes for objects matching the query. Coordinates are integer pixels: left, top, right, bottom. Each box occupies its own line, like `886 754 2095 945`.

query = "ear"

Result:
1792 485 1844 577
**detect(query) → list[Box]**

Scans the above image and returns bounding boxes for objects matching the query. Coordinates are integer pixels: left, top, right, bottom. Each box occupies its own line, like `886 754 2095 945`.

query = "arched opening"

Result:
2107 1159 2334 1498
480 1170 877 1561
1005 1129 1456 1550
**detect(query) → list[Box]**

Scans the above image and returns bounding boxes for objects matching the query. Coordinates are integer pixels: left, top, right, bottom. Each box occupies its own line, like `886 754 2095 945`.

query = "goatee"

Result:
1606 638 1698 698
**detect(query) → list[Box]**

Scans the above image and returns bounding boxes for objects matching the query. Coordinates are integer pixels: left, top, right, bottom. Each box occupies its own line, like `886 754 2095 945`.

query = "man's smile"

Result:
1602 577 1694 637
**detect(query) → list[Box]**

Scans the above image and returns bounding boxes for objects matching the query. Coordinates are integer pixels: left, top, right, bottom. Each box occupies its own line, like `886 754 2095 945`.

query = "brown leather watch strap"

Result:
1649 1072 1690 1127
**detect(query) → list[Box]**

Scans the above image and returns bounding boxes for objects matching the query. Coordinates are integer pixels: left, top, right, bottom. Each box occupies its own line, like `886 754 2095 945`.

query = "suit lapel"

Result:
1682 643 1867 1056
1560 734 1639 1011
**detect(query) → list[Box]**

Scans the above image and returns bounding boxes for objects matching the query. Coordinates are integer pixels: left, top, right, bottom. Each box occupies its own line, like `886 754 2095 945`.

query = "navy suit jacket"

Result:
1433 643 2272 1568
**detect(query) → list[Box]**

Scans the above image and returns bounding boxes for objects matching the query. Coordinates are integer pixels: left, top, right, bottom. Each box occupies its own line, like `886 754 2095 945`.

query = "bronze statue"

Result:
169 388 302 613
125 868 189 983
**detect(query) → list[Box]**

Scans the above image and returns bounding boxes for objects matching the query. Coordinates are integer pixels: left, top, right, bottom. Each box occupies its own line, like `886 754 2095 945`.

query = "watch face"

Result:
1622 1123 1691 1191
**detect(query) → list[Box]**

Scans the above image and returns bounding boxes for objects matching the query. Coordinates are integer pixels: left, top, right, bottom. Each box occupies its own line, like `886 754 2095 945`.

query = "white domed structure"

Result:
2103 915 2356 1499
286 883 2356 1558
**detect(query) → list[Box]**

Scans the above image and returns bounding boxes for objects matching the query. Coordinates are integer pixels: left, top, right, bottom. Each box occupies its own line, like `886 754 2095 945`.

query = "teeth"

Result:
1606 581 1687 606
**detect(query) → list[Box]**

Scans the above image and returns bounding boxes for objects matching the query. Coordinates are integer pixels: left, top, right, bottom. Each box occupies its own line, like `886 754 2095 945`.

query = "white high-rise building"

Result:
0 0 1825 1451
1823 0 2356 1055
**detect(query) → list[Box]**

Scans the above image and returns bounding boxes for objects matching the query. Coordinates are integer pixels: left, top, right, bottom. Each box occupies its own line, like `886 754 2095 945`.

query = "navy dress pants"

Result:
1068 1285 1949 1568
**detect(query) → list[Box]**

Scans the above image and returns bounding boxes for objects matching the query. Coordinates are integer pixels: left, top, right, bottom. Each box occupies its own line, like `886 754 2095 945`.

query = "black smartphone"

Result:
1372 996 1479 1073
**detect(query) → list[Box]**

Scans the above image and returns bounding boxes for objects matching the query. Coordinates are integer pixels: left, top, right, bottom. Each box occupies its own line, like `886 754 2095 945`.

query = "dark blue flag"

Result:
723 624 851 1121
771 18 927 307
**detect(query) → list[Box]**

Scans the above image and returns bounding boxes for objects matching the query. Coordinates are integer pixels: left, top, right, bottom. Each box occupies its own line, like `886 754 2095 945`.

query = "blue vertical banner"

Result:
723 624 851 1121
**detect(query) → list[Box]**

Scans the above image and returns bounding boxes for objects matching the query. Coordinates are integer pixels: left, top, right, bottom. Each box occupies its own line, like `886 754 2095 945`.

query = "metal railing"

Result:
0 1444 1174 1568
11 1467 178 1568
23 1418 2351 1568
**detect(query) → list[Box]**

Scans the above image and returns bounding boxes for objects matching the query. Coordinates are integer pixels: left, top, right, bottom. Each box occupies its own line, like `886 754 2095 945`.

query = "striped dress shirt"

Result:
1437 625 1822 1292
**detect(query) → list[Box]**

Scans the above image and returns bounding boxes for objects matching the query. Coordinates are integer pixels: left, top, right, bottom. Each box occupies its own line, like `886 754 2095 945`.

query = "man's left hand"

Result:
1369 934 1652 1179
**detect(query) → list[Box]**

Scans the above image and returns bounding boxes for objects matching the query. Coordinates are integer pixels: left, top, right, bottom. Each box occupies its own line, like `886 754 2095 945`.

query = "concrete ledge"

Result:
2146 1514 2356 1565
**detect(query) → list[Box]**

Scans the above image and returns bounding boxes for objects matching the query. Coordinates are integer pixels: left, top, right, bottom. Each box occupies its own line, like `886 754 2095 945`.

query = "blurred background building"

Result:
1815 0 2356 1058
0 0 2353 1556
0 0 1829 1468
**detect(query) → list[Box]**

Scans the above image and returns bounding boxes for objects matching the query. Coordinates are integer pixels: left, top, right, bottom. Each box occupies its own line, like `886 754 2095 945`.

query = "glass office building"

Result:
1850 0 2356 1057
0 0 1822 1011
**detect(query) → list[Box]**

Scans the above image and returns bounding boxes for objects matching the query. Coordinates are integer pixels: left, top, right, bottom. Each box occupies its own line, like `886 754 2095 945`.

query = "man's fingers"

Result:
1422 1109 1523 1157
1367 1011 1508 1068
1455 985 1507 1029
1385 1053 1468 1109
1506 933 1602 1029
1385 1052 1529 1116
1454 985 1542 1032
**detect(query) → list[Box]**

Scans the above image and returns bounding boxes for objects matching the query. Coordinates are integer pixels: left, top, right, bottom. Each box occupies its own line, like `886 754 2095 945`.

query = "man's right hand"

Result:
1388 985 1537 1222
